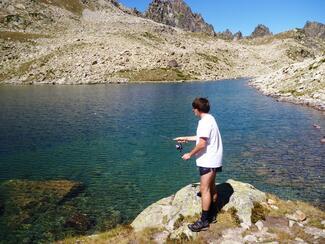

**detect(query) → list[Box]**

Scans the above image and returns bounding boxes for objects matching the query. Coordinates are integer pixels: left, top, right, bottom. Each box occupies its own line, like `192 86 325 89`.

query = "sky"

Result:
119 0 325 36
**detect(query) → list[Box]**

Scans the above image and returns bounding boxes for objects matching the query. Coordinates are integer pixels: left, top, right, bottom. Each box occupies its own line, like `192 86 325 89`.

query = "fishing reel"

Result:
175 143 183 152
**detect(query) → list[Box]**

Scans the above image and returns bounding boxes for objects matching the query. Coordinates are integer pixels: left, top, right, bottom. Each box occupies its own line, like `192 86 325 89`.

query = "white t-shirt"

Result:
195 113 223 168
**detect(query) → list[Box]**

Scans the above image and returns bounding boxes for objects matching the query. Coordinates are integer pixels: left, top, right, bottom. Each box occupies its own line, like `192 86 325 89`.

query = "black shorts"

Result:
199 166 222 176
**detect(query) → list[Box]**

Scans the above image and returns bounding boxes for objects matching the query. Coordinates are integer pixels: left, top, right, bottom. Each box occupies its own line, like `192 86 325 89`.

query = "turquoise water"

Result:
0 79 324 241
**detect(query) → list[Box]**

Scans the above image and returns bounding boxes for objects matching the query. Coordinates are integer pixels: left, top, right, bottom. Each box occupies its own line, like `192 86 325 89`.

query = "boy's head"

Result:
192 97 210 113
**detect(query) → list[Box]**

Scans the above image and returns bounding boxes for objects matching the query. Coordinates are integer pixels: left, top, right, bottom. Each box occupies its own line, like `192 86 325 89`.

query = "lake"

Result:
0 79 324 242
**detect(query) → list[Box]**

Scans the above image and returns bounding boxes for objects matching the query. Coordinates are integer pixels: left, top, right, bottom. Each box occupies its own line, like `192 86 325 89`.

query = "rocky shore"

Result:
250 56 325 111
1 179 324 243
62 179 325 243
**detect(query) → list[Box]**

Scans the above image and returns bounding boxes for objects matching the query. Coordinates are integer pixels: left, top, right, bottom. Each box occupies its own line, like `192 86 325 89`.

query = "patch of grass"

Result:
39 0 85 16
251 202 270 224
268 227 292 242
239 30 304 45
227 207 241 226
59 225 164 244
173 213 200 230
4 15 24 23
0 31 51 42
0 42 86 83
279 88 304 97
197 53 220 63
266 194 325 229
141 32 165 44
59 225 133 244
185 32 215 41
291 225 318 243
114 67 195 82
0 59 34 82
286 46 314 61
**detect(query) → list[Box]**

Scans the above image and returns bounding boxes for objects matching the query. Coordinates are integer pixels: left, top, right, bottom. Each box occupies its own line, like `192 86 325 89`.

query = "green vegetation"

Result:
0 59 35 82
286 46 314 61
227 207 241 226
240 30 305 45
141 32 165 44
0 31 51 42
39 0 85 16
197 53 220 63
60 225 164 244
251 202 270 224
0 42 86 83
58 194 325 243
173 213 200 230
185 32 215 41
4 14 24 23
114 67 195 82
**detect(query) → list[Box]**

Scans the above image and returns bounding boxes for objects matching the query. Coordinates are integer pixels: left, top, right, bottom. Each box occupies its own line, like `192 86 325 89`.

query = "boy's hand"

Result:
173 137 188 143
182 153 191 160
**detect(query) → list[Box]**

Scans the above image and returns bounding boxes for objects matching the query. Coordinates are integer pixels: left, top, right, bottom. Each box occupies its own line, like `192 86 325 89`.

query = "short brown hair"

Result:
192 97 210 113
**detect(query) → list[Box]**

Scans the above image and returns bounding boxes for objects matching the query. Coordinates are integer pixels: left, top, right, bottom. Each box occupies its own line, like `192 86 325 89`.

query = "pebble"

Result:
243 235 257 242
313 124 321 129
320 137 325 144
286 210 306 222
255 220 264 231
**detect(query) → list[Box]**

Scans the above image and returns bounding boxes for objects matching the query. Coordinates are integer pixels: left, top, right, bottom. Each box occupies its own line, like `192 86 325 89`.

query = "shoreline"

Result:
249 56 325 112
0 76 249 86
61 180 325 243
1 76 323 113
249 81 325 112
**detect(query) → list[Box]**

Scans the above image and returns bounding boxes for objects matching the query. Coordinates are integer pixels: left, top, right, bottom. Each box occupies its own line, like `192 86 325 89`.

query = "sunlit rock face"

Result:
145 0 215 35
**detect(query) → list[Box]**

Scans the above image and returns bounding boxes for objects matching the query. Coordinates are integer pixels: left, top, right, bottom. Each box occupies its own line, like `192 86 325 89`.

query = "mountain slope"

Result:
0 0 324 95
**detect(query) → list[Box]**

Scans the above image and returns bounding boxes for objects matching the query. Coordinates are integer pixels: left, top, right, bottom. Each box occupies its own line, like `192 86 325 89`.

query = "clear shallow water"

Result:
0 79 324 240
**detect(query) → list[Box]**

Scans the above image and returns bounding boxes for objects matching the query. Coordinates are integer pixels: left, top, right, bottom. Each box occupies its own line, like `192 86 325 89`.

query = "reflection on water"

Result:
0 79 324 242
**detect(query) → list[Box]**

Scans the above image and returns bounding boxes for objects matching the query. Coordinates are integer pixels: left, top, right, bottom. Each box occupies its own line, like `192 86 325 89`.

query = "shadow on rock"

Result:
215 183 234 212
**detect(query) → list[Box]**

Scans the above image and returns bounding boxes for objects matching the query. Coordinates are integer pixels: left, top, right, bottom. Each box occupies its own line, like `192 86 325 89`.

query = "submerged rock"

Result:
0 179 85 241
64 212 96 232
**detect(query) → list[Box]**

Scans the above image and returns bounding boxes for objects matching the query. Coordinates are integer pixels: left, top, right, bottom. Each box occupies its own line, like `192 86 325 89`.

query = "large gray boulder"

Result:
223 179 266 227
131 179 267 238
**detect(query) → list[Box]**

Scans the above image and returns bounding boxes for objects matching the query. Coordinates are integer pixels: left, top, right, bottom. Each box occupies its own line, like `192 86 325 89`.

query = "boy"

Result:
174 97 223 232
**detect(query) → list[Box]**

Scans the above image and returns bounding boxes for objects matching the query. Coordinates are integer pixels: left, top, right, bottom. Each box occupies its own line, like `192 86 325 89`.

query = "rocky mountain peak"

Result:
303 21 325 39
233 31 243 40
251 24 272 38
217 29 233 40
145 0 215 35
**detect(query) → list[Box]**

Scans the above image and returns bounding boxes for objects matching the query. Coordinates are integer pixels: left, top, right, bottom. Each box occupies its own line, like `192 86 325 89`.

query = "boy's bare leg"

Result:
200 171 216 211
209 173 217 204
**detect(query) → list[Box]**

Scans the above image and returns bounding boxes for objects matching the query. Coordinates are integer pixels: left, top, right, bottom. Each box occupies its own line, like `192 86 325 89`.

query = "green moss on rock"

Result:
114 67 195 82
251 202 270 224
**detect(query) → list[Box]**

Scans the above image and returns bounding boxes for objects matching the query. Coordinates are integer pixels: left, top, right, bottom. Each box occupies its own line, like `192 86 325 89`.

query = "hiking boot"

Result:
208 202 218 223
208 214 217 223
188 219 209 232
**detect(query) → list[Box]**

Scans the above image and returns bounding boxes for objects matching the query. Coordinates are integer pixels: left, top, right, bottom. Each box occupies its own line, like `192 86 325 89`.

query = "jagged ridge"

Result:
145 0 215 35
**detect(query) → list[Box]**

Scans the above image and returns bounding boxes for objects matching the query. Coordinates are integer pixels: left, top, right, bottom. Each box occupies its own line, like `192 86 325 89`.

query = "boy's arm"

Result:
182 137 207 160
173 136 196 143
